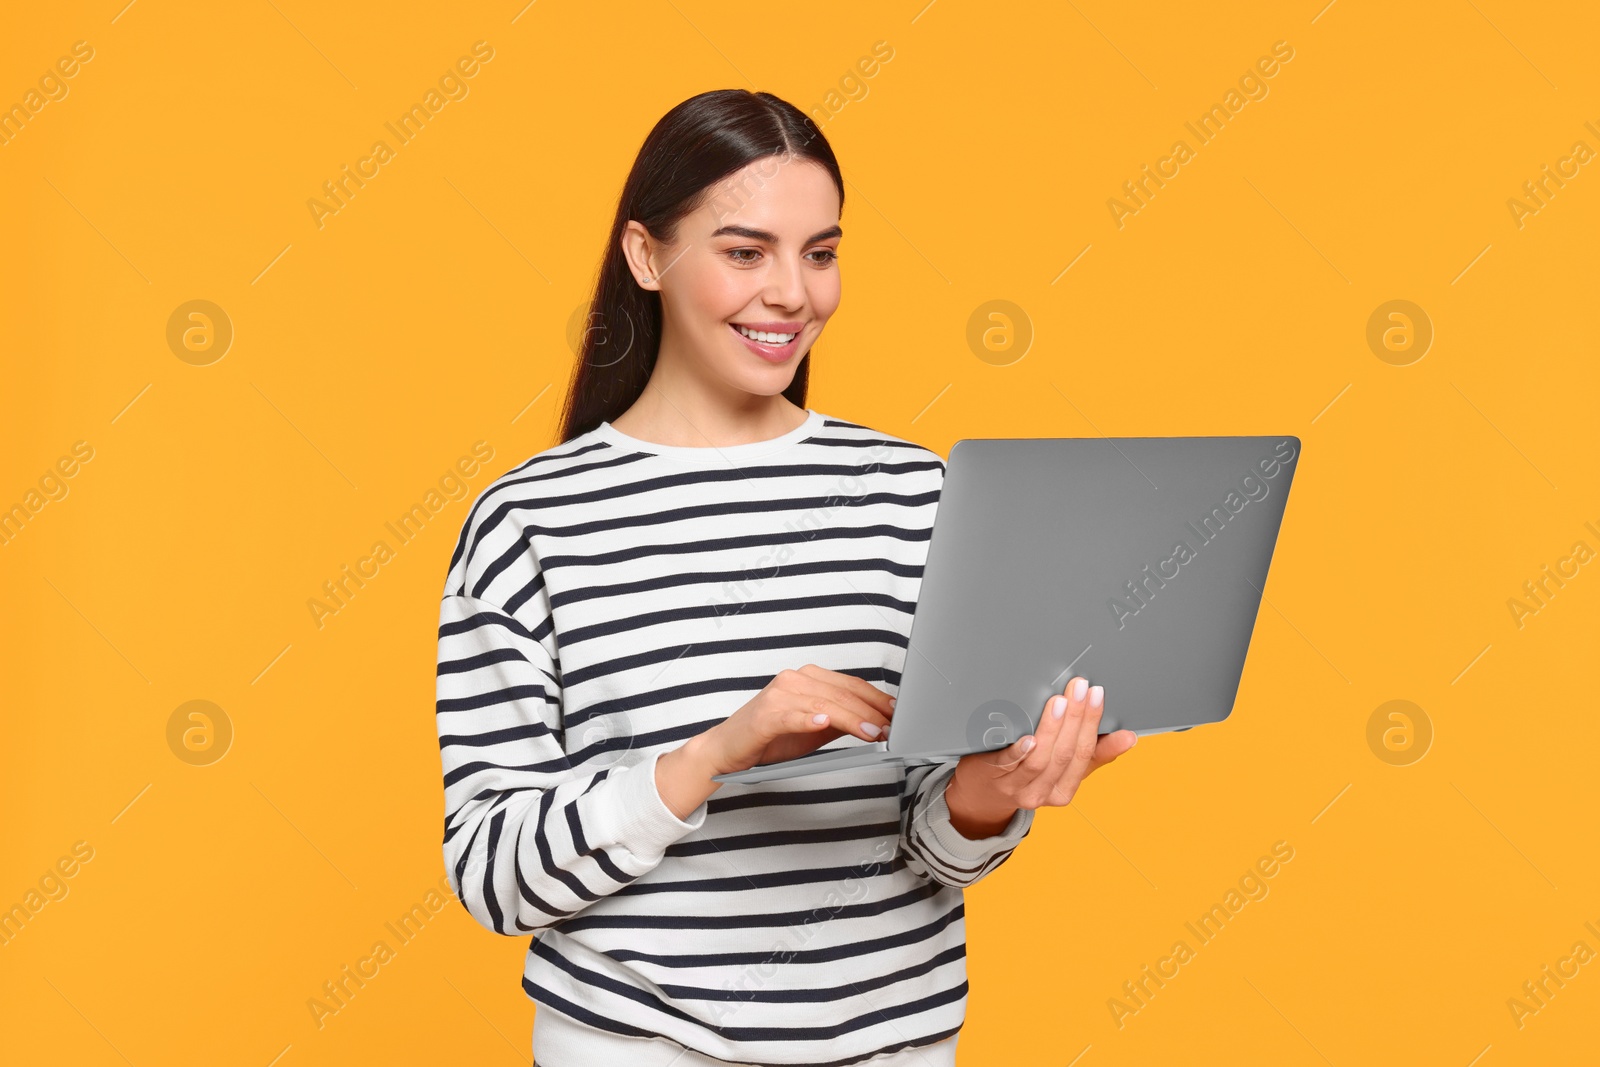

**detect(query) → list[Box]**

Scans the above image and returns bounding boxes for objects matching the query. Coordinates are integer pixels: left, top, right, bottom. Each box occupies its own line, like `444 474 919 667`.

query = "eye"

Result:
726 248 761 265
808 248 839 266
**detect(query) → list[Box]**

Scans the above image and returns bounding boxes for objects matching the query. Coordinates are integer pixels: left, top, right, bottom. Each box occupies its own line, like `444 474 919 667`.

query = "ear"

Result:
620 220 661 290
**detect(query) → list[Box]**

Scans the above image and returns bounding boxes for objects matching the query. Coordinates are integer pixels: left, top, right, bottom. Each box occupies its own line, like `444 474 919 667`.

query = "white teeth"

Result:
734 324 797 345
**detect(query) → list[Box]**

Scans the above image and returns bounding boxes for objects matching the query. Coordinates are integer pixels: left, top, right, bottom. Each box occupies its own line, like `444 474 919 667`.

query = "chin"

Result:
728 364 801 397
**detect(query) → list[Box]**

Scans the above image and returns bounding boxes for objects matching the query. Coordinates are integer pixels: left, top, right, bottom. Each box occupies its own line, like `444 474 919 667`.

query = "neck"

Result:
611 344 806 448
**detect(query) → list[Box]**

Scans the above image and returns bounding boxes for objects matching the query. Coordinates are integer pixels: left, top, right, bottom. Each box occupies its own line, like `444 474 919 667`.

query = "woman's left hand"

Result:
945 676 1137 830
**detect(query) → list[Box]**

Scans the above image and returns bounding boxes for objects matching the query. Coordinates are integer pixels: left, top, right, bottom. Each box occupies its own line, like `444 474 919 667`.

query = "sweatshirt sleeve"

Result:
436 590 709 936
898 761 1033 889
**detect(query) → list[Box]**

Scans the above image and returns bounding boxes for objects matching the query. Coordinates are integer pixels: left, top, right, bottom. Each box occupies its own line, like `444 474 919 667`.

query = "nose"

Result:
764 251 806 311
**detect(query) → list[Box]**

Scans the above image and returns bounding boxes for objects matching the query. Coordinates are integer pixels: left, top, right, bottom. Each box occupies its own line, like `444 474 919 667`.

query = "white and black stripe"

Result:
435 409 1033 1065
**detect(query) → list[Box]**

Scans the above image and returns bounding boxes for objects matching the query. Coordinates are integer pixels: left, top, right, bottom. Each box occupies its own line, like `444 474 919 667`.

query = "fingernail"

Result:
889 697 897 707
1089 685 1103 708
812 713 828 724
1051 696 1066 719
1072 678 1088 701
861 722 881 738
1021 737 1036 754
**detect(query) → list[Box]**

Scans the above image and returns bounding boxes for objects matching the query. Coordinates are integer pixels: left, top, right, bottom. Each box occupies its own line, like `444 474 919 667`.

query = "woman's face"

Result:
626 155 842 395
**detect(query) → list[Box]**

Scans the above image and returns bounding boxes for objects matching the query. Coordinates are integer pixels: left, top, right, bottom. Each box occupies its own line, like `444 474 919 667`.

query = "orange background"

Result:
4 1 1597 1064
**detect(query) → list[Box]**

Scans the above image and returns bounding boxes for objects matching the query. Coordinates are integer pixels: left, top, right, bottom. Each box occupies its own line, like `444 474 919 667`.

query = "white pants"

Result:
532 1005 960 1067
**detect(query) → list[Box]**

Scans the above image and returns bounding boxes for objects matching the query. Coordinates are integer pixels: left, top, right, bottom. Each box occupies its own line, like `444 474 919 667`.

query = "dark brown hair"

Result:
557 89 845 444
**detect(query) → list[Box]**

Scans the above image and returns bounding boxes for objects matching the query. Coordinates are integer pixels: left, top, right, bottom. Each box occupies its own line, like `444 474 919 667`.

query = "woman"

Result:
435 88 1138 1067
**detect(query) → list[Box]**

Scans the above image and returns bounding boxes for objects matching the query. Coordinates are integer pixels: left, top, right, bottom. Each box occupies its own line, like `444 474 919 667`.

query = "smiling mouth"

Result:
728 322 805 361
732 323 799 344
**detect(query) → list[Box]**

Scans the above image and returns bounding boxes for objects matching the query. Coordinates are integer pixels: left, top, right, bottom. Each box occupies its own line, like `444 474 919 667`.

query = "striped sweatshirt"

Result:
435 407 1035 1066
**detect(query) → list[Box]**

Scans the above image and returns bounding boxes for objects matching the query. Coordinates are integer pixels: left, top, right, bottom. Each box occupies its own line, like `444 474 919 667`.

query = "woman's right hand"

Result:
701 665 897 776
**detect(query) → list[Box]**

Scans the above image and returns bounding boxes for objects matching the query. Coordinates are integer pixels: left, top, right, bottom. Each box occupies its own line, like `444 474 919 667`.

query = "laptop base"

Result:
711 742 950 784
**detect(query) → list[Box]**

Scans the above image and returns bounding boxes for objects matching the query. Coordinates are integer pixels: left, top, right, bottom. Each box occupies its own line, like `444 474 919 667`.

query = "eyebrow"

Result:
710 224 842 245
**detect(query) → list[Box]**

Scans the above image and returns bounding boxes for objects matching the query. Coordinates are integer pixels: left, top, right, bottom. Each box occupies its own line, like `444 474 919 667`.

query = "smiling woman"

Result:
434 89 1032 1067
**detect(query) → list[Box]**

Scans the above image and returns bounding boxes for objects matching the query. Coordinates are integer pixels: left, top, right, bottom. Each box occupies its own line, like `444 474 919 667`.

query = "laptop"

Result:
710 434 1302 785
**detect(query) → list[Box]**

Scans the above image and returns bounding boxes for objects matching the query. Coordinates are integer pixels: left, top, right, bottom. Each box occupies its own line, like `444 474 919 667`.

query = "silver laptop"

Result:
710 435 1302 785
